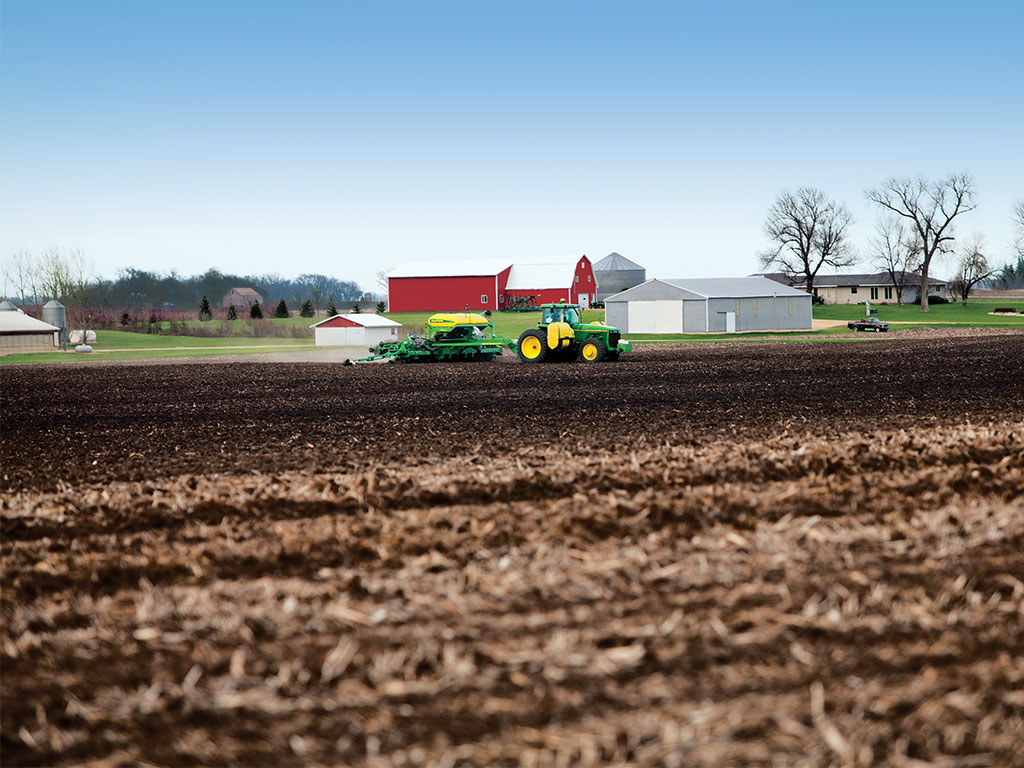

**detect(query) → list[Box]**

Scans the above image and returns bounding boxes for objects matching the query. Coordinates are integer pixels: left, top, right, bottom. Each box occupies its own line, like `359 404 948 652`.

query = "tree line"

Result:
0 256 366 311
759 174 1024 310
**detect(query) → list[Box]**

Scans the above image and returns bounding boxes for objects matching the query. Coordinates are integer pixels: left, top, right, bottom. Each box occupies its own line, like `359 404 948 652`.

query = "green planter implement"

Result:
345 312 515 365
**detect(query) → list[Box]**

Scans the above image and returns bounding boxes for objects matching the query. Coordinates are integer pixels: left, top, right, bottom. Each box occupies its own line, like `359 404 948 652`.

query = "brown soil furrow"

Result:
3 336 1024 766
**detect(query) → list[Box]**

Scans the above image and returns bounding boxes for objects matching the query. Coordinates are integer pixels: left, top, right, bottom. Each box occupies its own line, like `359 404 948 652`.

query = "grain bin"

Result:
42 300 67 345
593 253 646 302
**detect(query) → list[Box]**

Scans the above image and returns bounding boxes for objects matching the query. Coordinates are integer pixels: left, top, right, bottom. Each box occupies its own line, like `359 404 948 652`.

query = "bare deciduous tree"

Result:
948 235 993 306
758 187 855 296
375 267 394 301
1013 200 1024 258
1 251 37 305
866 174 976 312
869 215 922 305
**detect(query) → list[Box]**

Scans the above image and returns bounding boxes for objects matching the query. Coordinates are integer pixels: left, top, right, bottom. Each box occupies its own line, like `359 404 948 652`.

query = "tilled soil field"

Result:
3 334 1024 767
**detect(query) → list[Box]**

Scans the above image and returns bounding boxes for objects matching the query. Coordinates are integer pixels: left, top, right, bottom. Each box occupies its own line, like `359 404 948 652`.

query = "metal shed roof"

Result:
0 312 60 333
390 259 512 278
606 276 810 301
593 252 643 272
309 313 402 329
505 261 579 290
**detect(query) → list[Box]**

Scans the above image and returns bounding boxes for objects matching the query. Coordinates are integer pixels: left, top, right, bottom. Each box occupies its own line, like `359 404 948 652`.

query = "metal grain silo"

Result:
42 300 67 345
593 253 646 302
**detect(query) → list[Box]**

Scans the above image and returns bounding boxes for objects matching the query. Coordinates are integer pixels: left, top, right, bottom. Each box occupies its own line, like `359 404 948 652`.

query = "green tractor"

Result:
516 302 631 363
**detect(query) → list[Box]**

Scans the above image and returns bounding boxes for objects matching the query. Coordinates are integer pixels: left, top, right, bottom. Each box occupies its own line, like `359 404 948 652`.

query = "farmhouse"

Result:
593 252 646 302
221 287 264 309
387 256 597 312
605 276 812 333
763 272 947 305
310 313 401 347
0 306 61 352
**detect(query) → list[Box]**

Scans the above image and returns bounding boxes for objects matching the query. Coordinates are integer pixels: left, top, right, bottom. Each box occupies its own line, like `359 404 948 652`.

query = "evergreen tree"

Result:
198 295 213 321
327 298 338 316
250 302 263 319
352 303 361 314
299 300 315 317
376 301 387 314
275 299 289 318
226 304 238 321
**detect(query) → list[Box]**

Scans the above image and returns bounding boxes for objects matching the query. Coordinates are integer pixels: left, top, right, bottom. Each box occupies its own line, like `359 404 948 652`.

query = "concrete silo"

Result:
593 253 646 303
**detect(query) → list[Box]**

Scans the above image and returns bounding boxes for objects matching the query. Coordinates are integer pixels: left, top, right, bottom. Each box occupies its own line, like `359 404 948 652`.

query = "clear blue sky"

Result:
2 0 1022 292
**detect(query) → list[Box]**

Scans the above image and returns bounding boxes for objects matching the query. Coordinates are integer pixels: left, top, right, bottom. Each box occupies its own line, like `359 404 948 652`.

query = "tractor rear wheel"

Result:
578 338 606 363
517 329 548 363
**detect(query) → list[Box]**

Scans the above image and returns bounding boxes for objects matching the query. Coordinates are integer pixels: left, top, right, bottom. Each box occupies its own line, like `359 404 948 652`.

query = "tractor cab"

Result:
542 304 581 326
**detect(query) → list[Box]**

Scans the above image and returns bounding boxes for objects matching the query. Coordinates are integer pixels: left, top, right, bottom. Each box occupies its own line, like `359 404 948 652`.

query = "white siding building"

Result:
605 277 812 333
310 314 401 347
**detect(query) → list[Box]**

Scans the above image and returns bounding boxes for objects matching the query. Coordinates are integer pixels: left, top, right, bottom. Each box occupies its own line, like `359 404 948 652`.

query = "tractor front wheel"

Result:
517 329 548 363
578 338 606 363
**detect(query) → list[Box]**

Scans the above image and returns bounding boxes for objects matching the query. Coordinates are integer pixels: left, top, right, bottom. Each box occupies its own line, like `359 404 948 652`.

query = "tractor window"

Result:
565 308 580 324
542 307 561 323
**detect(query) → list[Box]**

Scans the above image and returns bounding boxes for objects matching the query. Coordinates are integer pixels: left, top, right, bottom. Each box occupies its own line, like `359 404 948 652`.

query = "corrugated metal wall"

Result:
595 269 646 302
314 326 398 347
0 332 59 350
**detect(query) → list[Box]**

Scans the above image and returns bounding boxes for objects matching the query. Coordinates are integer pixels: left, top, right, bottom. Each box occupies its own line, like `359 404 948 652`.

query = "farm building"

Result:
593 252 646 302
605 277 812 333
387 256 597 312
310 313 401 347
221 287 264 310
0 306 61 352
761 271 947 305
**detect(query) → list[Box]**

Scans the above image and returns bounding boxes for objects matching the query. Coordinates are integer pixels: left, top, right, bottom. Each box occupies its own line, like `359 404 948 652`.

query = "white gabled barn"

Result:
310 314 402 347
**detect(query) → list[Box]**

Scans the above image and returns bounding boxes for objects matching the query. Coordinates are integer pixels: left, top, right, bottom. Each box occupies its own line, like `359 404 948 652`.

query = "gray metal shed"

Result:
593 253 646 302
605 277 812 333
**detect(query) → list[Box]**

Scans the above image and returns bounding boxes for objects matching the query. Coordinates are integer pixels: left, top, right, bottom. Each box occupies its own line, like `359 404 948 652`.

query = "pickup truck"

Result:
848 317 890 332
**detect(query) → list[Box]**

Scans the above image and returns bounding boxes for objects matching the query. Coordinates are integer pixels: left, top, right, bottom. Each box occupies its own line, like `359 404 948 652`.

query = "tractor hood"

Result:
575 321 620 333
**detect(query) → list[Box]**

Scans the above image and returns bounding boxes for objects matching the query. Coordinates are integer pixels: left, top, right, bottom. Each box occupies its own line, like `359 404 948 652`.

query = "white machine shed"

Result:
605 277 812 333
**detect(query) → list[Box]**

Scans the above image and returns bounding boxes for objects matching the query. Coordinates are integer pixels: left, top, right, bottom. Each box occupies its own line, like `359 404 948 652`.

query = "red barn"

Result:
505 256 597 309
387 256 597 312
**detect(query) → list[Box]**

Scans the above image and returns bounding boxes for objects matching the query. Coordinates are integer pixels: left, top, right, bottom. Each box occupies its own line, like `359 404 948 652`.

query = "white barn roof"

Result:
0 312 60 333
390 259 511 278
310 313 402 328
505 261 579 290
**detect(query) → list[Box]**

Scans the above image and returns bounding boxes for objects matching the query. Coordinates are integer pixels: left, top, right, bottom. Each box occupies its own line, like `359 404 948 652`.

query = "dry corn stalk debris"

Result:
2 334 1024 766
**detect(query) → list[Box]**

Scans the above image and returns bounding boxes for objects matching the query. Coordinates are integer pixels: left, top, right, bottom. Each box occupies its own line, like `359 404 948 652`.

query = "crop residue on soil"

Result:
2 334 1024 766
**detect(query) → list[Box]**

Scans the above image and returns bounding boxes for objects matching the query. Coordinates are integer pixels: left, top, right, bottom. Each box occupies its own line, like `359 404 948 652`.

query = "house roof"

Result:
0 312 60 333
390 259 512 278
782 272 947 288
309 313 401 329
227 287 263 300
506 261 580 290
593 252 644 272
606 276 811 302
0 300 21 312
